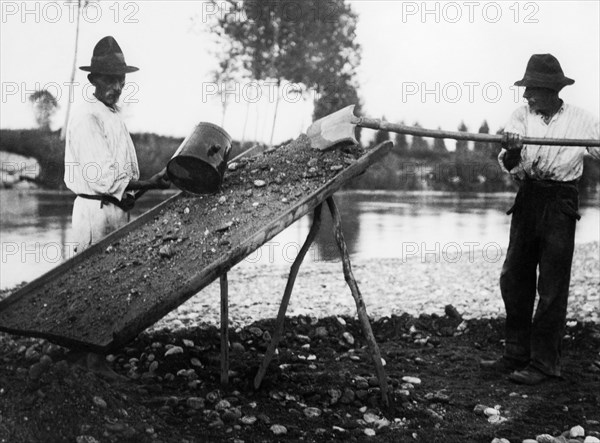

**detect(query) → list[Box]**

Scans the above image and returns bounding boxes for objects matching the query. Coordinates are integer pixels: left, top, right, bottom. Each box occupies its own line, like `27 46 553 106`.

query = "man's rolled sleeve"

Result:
498 107 527 179
585 116 600 160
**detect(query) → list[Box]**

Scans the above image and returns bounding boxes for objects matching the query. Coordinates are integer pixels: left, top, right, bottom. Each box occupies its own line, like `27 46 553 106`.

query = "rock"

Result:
328 388 342 405
29 362 48 380
356 389 369 400
363 412 379 424
342 332 355 345
402 376 421 385
222 408 242 422
484 407 499 417
215 399 231 411
231 342 245 353
584 437 600 443
257 413 271 424
488 415 507 424
522 440 537 443
364 428 376 437
186 397 205 410
190 358 202 367
248 326 263 337
355 376 369 390
25 345 40 361
182 339 194 347
158 245 174 258
92 396 107 409
330 165 344 172
340 388 355 404
240 415 257 425
253 180 266 188
444 304 463 320
368 376 379 387
570 426 585 438
536 435 556 443
270 424 287 435
315 326 328 338
209 418 224 428
303 407 322 418
164 346 184 356
425 392 450 403
491 439 510 443
76 437 100 443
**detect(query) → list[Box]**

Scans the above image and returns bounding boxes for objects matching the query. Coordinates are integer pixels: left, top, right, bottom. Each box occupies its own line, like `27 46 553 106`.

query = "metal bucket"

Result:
167 122 232 194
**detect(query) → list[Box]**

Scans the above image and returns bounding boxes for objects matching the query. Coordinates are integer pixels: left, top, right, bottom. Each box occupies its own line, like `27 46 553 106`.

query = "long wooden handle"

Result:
357 117 600 147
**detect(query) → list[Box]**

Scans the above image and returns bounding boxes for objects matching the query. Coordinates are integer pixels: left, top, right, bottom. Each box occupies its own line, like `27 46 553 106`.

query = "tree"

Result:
373 123 390 146
473 120 491 156
410 122 430 155
432 128 448 154
393 125 408 156
61 0 89 140
208 0 361 144
455 121 469 156
29 90 58 131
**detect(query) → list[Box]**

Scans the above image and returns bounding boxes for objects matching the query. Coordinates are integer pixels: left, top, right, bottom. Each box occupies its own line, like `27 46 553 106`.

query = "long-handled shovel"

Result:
307 105 600 151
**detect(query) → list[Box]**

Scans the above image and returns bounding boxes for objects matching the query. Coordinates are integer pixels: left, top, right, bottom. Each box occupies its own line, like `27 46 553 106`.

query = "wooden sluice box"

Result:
0 136 393 403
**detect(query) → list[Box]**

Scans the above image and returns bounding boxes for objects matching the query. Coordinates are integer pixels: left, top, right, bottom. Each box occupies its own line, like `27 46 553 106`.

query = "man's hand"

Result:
119 193 136 211
502 132 523 150
149 169 171 190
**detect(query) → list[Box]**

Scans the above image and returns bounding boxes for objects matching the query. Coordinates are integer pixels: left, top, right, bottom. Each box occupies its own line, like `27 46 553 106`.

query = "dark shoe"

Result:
480 356 527 372
508 365 553 385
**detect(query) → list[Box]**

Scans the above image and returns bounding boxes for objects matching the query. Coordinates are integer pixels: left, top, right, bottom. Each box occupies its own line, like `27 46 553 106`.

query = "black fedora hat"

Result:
514 54 574 91
79 36 139 75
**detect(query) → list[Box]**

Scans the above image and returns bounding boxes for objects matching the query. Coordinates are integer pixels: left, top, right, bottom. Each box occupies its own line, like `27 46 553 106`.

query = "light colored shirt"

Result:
498 103 600 181
64 98 139 200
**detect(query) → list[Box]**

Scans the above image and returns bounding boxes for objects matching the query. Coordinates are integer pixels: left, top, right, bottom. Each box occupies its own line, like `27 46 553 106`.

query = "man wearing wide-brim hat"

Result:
65 36 170 254
480 54 600 384
64 36 170 379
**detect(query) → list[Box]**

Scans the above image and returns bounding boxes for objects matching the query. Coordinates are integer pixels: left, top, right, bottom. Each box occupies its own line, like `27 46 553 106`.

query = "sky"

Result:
1 1 599 147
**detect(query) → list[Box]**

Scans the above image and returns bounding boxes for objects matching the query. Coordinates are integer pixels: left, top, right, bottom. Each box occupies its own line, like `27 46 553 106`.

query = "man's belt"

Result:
77 193 135 212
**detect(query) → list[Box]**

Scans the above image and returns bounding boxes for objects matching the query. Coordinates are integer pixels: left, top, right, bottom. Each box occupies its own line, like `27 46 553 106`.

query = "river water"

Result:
1 189 598 290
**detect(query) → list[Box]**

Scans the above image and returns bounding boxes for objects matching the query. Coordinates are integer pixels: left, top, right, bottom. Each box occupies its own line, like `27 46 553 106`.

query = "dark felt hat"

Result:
514 54 574 91
79 36 139 75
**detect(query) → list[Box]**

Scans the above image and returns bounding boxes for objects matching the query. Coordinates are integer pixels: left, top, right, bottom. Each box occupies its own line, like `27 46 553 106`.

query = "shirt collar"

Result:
91 95 119 113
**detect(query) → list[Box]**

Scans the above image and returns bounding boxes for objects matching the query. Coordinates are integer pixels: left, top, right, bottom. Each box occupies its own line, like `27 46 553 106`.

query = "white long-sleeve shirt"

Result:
64 98 139 200
498 103 600 181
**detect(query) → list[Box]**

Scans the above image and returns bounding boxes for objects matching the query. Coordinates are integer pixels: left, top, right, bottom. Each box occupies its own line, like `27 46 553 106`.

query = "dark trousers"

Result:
500 179 580 376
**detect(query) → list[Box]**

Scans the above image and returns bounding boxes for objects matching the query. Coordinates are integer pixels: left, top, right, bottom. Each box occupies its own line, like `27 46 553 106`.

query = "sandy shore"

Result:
151 241 599 331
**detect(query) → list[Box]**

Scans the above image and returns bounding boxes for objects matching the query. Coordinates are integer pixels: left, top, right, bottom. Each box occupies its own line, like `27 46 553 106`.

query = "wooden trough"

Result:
0 136 393 404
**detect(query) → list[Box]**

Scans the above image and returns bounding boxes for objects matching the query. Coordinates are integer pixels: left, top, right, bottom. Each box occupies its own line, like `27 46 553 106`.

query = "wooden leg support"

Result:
220 273 229 386
254 204 323 389
326 197 389 407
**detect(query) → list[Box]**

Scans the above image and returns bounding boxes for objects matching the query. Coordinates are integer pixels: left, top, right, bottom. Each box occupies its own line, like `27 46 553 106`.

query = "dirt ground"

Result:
1 308 599 443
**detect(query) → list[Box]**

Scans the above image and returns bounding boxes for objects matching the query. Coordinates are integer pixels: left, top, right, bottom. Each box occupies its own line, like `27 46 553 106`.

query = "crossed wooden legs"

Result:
248 197 389 406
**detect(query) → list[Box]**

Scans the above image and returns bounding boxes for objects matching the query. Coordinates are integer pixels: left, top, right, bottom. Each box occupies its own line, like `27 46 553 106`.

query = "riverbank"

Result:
1 243 598 442
151 241 600 332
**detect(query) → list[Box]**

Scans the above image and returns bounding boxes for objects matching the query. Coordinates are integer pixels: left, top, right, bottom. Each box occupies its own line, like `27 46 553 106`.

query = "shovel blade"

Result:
306 105 359 150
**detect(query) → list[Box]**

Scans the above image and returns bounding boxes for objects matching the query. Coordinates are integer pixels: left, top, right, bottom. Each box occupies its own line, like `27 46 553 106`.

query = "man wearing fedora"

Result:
480 54 600 385
65 35 169 254
64 36 169 379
